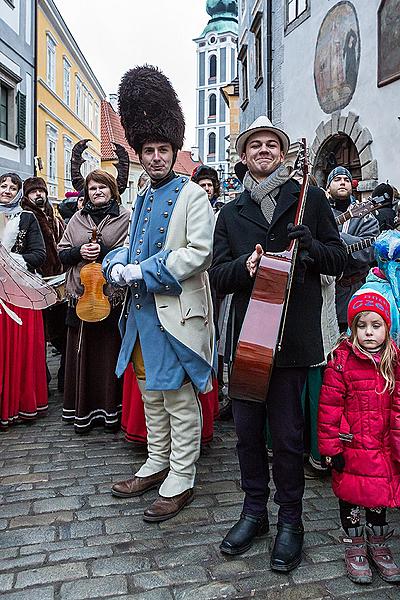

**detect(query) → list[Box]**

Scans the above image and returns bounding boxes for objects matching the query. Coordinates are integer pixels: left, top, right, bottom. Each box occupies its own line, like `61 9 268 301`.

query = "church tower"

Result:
194 1 238 176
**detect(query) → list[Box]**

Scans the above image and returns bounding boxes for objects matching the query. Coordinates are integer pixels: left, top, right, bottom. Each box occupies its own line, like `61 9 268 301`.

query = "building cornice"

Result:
38 0 105 99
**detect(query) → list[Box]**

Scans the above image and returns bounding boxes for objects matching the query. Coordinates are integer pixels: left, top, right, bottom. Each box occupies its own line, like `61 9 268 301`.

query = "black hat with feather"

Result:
119 65 185 155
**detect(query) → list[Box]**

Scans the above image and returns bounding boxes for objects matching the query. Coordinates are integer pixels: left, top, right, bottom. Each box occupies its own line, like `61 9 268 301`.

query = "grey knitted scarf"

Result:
243 164 293 224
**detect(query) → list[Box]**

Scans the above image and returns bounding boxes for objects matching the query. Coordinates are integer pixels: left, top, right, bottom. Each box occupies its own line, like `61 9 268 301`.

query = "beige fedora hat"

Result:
235 115 290 156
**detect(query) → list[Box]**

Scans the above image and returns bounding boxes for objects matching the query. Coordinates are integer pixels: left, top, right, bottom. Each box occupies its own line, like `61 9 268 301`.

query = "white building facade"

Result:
238 0 400 194
194 0 238 176
0 0 35 180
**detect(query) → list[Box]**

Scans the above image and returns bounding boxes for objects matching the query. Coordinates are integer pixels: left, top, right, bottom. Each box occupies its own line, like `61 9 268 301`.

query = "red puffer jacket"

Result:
318 339 400 508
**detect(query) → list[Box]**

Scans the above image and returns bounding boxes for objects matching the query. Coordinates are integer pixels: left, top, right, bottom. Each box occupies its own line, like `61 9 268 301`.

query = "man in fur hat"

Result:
103 66 215 522
22 177 65 277
192 165 221 211
210 116 347 571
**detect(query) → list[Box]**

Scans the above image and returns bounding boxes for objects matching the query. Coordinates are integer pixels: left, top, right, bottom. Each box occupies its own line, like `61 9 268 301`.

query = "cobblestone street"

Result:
0 353 399 600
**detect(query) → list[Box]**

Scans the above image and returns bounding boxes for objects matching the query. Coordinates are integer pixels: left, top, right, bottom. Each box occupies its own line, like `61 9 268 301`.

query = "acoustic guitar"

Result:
229 170 391 403
229 140 309 403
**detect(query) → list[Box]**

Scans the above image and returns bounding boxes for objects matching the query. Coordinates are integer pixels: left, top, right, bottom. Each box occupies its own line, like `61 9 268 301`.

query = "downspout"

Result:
266 3 272 121
33 0 38 174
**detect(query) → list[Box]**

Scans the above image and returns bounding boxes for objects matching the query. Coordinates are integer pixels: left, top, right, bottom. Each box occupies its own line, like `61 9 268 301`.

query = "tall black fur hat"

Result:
119 65 185 154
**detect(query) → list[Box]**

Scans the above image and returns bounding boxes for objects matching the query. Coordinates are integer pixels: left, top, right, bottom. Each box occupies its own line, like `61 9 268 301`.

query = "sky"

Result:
54 0 208 150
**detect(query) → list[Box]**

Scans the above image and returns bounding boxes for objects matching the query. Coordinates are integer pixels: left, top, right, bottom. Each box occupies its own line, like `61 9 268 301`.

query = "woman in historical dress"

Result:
58 170 130 433
0 172 47 428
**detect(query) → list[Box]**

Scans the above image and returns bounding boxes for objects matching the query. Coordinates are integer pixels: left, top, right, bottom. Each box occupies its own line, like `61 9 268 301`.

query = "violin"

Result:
76 228 111 323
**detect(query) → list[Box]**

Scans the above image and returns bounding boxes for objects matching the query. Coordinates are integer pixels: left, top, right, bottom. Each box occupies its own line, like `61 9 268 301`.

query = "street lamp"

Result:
217 164 225 202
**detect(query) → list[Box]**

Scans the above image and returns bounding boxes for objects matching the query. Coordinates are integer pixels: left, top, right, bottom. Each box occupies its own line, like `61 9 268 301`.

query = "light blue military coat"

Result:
103 174 216 393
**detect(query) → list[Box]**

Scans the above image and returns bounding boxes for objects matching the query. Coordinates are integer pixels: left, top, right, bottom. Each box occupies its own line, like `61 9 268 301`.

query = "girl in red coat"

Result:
318 290 400 585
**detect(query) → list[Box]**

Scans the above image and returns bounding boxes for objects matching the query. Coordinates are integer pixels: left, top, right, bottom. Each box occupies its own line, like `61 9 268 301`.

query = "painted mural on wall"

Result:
378 0 400 87
314 1 360 114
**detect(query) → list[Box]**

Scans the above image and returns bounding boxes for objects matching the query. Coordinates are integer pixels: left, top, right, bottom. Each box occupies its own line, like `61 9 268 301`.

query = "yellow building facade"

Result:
36 0 105 200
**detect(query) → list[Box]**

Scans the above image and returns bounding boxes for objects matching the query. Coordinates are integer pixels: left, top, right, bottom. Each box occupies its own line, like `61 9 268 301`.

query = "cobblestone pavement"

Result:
1 352 400 599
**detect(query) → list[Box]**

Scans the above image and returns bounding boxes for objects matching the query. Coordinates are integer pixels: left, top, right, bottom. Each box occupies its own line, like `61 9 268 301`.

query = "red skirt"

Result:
121 364 219 445
0 304 48 428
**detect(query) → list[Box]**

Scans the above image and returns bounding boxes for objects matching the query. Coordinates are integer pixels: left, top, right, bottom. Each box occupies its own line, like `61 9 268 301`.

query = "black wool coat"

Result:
209 179 347 368
12 211 46 272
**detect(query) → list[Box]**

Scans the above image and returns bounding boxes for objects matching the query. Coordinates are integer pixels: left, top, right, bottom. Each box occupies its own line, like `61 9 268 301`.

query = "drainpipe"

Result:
33 0 38 174
266 4 272 121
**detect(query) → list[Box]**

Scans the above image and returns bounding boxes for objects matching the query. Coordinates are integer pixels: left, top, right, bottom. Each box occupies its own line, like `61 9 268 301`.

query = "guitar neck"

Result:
336 209 353 225
346 237 376 254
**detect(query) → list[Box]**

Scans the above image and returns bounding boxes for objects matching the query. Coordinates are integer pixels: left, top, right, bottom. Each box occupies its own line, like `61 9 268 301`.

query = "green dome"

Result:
201 0 238 37
206 0 237 18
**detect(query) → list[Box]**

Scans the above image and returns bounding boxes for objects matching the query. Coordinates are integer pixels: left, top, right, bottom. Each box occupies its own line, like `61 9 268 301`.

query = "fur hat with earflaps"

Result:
119 65 185 155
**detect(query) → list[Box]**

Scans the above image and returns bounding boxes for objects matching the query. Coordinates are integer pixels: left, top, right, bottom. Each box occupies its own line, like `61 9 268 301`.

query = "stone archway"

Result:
313 133 361 189
309 111 378 194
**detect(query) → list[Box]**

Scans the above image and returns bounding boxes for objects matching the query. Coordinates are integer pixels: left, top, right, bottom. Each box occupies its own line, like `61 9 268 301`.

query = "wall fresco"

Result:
314 1 360 114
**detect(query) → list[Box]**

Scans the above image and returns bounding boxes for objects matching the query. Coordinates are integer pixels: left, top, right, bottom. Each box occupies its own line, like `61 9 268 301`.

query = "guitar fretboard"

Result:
346 237 376 254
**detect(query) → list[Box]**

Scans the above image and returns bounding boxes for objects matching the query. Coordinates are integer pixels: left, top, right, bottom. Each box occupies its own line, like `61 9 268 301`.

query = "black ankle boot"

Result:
220 512 269 555
270 522 304 572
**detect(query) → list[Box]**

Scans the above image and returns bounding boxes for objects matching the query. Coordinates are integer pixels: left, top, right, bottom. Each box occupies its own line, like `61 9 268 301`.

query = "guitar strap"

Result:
342 220 350 234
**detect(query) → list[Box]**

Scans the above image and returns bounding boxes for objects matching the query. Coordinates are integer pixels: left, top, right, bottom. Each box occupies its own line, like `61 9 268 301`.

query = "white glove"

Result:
123 264 143 285
110 264 126 286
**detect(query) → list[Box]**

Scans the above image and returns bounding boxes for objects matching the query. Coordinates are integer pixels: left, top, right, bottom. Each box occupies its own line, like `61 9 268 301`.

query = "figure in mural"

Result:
343 28 358 89
314 2 360 114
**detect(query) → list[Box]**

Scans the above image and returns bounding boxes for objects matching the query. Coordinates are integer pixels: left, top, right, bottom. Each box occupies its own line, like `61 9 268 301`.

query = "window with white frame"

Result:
88 94 93 130
0 66 24 146
94 102 99 134
46 34 56 90
0 81 10 141
209 55 217 83
63 136 73 191
208 94 217 119
251 13 263 86
286 0 308 26
208 132 216 158
81 150 99 178
82 85 89 124
75 75 82 117
46 123 58 197
63 58 71 105
238 44 249 109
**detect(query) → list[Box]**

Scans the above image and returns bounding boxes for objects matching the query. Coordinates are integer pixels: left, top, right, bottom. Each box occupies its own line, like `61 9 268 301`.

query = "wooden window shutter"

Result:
16 91 26 149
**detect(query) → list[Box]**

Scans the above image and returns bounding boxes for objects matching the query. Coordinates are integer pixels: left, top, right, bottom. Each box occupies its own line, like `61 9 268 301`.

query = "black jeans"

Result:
232 366 307 525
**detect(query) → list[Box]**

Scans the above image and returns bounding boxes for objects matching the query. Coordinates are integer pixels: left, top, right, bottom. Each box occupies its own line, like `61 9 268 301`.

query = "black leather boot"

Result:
220 512 269 555
270 522 304 572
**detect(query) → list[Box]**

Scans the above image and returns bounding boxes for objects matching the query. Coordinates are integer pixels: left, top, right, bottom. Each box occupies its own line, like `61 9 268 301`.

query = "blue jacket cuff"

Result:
140 250 182 295
102 247 129 282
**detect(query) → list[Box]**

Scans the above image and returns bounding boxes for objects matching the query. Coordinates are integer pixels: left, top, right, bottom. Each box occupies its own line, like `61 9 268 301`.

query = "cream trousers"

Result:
135 379 202 497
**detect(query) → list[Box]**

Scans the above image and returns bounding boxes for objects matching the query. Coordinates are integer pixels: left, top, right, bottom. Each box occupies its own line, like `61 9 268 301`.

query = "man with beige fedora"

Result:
210 116 346 571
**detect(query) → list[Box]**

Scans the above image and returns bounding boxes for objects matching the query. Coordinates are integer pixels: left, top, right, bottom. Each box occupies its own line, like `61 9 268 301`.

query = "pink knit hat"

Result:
347 290 391 330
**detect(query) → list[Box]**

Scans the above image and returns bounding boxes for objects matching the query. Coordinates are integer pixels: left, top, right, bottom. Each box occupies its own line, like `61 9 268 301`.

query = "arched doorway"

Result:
313 133 361 188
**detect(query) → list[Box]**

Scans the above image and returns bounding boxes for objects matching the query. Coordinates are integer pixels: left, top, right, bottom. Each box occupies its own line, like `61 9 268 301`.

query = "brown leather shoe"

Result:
143 488 194 522
111 468 169 498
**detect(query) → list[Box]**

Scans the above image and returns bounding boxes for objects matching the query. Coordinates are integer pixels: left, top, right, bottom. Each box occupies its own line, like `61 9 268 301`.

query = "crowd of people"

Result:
1 63 400 587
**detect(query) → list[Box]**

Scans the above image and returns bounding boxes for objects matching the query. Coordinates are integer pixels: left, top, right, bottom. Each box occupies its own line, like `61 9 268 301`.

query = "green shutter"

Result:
16 91 26 149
